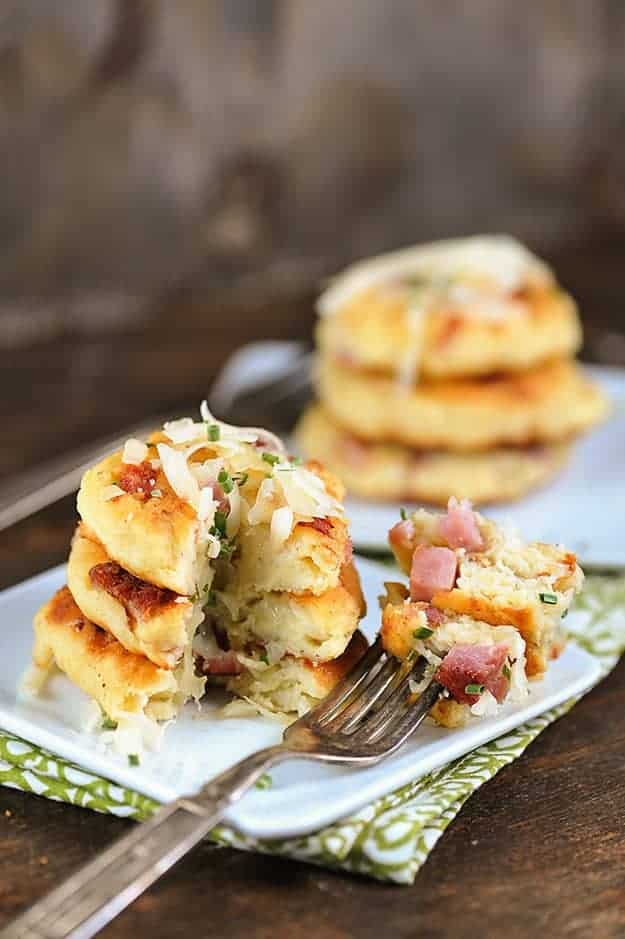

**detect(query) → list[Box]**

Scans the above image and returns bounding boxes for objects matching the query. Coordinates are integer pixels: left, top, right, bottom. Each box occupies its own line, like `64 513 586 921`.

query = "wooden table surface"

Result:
0 289 624 939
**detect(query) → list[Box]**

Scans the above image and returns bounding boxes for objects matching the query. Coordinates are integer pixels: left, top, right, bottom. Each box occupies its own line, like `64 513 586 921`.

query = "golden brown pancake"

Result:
78 448 351 599
67 525 194 669
317 356 609 451
296 403 571 505
317 236 581 379
30 587 178 723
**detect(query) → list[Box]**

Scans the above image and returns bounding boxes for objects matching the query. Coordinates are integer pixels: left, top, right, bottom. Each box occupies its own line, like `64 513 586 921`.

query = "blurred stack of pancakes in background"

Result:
296 236 609 506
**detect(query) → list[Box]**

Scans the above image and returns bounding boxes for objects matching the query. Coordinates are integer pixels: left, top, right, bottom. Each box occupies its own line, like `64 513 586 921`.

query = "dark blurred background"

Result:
1 0 625 482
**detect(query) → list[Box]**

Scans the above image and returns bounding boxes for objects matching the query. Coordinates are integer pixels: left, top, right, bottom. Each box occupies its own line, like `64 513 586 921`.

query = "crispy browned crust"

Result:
32 586 177 718
305 629 369 692
381 601 422 661
67 525 191 669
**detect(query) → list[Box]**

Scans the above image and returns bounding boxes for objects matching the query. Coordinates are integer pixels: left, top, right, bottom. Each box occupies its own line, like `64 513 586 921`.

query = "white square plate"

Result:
0 559 601 838
346 366 625 565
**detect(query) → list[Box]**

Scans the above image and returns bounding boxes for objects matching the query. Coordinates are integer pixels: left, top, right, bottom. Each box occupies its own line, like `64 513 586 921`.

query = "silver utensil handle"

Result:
0 416 169 534
1 746 287 939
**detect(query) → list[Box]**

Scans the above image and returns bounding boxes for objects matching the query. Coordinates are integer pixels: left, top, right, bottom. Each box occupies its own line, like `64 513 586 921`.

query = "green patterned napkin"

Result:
1 575 623 884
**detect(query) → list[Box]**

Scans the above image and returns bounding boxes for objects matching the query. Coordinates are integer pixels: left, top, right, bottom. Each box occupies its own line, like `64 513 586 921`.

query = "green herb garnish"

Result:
128 754 140 767
413 626 433 640
219 539 235 560
539 592 558 605
207 424 220 442
212 510 228 537
101 714 117 730
262 452 280 466
502 664 512 680
259 652 269 665
464 683 484 696
255 773 272 790
233 472 248 487
400 507 408 520
217 469 234 494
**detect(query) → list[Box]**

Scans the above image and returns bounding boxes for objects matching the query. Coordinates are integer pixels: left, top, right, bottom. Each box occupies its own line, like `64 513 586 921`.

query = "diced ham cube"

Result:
410 545 458 602
435 643 509 705
437 497 484 552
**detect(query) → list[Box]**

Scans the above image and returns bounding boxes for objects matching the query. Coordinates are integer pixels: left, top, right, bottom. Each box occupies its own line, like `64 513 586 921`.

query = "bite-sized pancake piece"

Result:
28 587 178 724
221 561 366 664
296 404 570 505
380 587 527 728
318 357 610 451
389 499 583 676
67 525 195 669
78 451 201 596
224 630 368 720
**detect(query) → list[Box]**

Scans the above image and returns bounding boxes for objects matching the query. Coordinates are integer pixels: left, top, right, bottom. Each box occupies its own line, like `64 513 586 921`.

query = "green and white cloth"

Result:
1 575 623 884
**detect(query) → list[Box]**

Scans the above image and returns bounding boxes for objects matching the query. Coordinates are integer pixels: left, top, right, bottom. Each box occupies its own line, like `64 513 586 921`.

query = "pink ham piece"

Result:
196 650 243 677
435 643 509 705
423 605 447 627
437 497 484 552
410 545 458 602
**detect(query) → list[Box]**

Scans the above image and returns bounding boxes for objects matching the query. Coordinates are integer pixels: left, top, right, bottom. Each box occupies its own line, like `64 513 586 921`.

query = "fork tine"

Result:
368 681 445 756
348 658 429 744
295 636 386 726
322 656 405 734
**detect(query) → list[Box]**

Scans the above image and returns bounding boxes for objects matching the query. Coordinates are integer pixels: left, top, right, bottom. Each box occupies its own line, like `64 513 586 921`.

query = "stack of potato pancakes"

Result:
297 235 609 506
25 409 366 752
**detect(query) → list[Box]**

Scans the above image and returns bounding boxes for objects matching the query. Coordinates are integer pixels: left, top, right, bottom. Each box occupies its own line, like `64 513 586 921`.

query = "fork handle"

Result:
1 745 288 939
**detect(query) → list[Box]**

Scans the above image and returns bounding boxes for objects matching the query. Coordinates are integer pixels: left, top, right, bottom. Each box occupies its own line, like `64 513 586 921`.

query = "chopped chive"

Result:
128 754 140 767
212 510 228 537
502 664 512 680
255 773 272 790
464 683 484 696
221 538 236 558
234 472 248 487
400 507 408 521
561 608 569 620
539 592 558 605
207 424 220 441
101 716 117 731
259 652 269 665
217 469 234 494
413 626 434 640
262 452 280 466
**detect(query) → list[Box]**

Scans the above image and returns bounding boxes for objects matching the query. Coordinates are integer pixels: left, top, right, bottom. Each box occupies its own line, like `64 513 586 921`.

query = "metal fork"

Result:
1 637 443 939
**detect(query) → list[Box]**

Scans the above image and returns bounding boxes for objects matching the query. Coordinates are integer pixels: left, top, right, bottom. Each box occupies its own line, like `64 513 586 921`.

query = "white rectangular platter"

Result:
0 559 601 839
